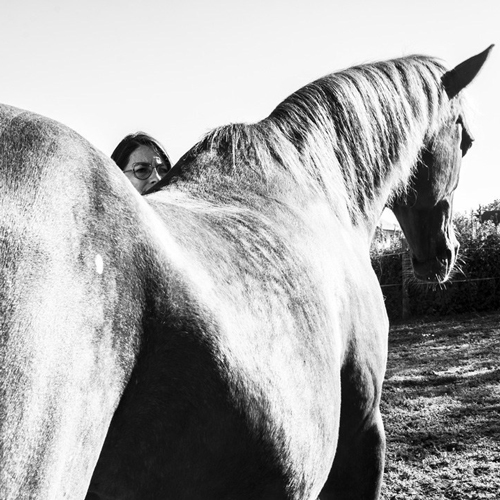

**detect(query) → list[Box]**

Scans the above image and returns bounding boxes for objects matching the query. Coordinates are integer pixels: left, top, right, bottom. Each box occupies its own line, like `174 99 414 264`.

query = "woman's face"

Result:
122 145 169 194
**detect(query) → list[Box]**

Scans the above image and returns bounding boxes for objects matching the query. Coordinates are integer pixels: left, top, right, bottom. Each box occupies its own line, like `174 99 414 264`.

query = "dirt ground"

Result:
380 311 500 499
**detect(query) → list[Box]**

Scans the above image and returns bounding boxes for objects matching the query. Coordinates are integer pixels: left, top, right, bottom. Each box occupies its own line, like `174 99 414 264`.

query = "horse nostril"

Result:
437 246 453 265
445 248 452 263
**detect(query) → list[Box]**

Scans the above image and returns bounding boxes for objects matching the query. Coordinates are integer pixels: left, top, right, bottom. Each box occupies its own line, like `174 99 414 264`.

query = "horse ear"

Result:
442 45 494 99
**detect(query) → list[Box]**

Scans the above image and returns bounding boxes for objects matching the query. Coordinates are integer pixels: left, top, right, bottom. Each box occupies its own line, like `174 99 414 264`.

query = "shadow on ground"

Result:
381 312 500 499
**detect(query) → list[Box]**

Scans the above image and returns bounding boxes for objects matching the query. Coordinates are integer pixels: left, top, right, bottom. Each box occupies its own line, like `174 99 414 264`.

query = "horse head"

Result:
391 46 493 283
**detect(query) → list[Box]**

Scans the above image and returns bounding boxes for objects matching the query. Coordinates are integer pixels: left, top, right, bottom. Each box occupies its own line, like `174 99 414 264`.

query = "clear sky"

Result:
1 0 498 214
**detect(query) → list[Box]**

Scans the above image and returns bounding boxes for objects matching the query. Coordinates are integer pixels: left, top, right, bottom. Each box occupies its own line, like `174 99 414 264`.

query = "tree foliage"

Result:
473 198 500 219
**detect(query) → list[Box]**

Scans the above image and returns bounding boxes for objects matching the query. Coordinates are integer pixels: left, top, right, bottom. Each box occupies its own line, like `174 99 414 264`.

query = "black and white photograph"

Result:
0 1 498 499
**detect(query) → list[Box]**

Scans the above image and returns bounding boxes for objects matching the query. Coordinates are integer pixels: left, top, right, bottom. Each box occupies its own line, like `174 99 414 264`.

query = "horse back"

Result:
89 185 386 499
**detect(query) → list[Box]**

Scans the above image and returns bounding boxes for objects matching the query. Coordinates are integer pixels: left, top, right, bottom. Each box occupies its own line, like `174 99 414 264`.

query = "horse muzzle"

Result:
410 241 459 283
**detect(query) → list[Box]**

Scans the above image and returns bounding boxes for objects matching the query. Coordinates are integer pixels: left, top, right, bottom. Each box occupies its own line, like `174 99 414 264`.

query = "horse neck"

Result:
262 116 427 241
266 57 453 237
267 89 452 238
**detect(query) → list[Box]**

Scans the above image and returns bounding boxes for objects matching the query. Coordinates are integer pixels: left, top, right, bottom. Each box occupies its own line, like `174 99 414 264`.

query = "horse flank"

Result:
188 56 454 224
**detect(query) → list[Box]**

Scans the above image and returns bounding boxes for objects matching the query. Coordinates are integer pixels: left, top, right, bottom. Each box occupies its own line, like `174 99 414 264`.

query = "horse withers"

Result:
0 46 493 499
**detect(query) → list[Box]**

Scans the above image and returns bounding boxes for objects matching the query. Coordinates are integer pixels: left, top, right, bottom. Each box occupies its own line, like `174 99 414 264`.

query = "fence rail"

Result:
380 276 497 289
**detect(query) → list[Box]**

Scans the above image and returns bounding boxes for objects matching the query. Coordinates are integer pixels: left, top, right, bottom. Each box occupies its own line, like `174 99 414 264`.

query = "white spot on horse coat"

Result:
95 254 104 274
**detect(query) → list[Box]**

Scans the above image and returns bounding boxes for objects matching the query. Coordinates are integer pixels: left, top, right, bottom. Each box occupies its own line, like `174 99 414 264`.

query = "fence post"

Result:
401 238 411 320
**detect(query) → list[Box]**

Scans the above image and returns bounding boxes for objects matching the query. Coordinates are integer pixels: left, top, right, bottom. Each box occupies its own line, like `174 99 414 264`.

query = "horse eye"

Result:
459 129 473 157
456 116 473 156
461 137 473 156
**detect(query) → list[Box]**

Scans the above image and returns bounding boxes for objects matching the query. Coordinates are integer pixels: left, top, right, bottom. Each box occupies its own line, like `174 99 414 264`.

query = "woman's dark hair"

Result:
111 131 172 171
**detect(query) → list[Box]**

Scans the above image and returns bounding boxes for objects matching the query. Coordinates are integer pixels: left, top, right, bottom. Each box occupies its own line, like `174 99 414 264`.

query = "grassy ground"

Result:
380 311 500 499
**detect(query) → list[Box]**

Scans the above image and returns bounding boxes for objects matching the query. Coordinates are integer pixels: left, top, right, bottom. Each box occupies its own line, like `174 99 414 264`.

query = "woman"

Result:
111 132 172 194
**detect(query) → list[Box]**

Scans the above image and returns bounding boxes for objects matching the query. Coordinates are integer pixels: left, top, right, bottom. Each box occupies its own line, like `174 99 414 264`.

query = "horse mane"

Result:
192 55 454 223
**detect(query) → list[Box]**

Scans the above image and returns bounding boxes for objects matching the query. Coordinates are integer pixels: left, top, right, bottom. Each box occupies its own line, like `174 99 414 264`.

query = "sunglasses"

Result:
124 157 170 180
